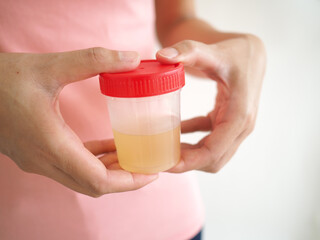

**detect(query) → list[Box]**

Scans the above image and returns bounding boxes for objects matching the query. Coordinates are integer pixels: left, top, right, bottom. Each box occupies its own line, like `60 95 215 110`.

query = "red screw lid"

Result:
99 60 185 98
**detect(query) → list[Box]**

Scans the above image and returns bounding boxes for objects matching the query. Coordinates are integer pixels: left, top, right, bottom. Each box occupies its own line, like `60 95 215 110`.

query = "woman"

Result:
0 0 266 239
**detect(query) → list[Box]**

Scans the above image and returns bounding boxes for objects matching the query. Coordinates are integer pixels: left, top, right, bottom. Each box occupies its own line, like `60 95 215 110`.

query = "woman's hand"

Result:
0 48 158 197
156 35 266 173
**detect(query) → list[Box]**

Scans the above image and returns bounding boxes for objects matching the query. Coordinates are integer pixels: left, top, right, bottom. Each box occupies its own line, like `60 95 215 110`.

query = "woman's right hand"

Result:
0 48 158 197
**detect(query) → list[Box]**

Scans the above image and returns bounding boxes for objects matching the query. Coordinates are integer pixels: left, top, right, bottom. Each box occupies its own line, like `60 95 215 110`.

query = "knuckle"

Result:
237 111 249 126
247 121 255 134
208 164 221 173
245 113 256 134
88 192 103 198
235 108 256 132
58 157 73 174
181 40 198 53
203 147 222 173
18 161 34 173
88 47 108 64
182 39 196 48
87 177 108 196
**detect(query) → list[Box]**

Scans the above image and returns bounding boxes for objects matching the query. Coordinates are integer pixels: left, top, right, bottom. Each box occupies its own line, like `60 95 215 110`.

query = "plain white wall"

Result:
180 0 320 239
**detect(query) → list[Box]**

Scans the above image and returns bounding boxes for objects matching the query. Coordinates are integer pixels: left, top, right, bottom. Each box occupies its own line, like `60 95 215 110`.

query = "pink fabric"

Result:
0 0 205 239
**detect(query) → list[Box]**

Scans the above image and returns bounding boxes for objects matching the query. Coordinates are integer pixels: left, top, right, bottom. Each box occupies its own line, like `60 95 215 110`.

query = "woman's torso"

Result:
0 0 204 239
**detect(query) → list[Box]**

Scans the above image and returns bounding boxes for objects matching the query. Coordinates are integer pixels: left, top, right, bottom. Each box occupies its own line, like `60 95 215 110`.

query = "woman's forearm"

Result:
158 17 246 47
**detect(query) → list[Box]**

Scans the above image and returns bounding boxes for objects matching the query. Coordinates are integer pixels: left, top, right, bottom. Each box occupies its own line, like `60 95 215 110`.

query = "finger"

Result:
19 156 90 195
181 116 212 134
57 144 158 195
200 140 239 173
45 164 100 196
106 162 122 171
104 170 159 193
156 40 223 81
201 126 250 172
181 142 199 150
38 139 156 196
39 47 140 85
172 96 253 173
48 162 157 197
51 127 158 196
84 139 116 155
99 152 118 168
169 120 243 173
168 145 210 173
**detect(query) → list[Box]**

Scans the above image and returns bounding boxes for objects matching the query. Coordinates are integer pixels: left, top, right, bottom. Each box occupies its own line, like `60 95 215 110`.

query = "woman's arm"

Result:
155 0 266 173
0 49 157 196
156 0 243 45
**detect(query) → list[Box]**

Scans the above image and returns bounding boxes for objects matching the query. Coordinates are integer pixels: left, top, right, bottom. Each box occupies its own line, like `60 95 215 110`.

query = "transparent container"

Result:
99 60 185 174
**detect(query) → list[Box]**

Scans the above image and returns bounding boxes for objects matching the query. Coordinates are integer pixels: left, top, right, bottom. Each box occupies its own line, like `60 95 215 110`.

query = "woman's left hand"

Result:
156 35 266 173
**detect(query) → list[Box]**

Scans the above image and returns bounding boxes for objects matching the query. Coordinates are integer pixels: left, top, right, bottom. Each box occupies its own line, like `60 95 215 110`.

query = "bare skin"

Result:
0 0 266 197
155 0 266 173
0 49 158 197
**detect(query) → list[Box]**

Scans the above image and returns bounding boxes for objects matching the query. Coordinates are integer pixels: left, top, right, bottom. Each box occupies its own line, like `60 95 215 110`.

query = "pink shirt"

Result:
0 0 205 239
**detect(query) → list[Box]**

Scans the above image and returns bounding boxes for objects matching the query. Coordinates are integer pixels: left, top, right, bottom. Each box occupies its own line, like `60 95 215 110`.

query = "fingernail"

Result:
158 48 179 58
119 51 139 62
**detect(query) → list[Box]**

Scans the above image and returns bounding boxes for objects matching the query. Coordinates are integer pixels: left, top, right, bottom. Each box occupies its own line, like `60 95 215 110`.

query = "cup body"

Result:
106 90 181 174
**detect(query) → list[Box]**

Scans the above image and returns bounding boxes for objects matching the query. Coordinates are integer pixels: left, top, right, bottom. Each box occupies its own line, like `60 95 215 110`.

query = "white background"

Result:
180 0 320 239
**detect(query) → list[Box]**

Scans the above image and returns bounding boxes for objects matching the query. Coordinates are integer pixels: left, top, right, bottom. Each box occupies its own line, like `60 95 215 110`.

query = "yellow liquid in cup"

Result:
113 125 181 174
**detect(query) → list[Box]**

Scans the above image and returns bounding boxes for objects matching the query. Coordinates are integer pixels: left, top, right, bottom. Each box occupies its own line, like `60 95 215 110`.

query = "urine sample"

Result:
113 117 180 174
99 60 185 174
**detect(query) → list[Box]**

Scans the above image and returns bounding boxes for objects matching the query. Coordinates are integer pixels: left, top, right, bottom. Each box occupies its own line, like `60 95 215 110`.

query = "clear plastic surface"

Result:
106 90 181 174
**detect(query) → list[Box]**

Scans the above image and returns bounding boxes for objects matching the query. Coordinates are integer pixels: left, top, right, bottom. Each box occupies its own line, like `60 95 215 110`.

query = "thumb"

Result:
156 40 221 79
40 47 140 85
